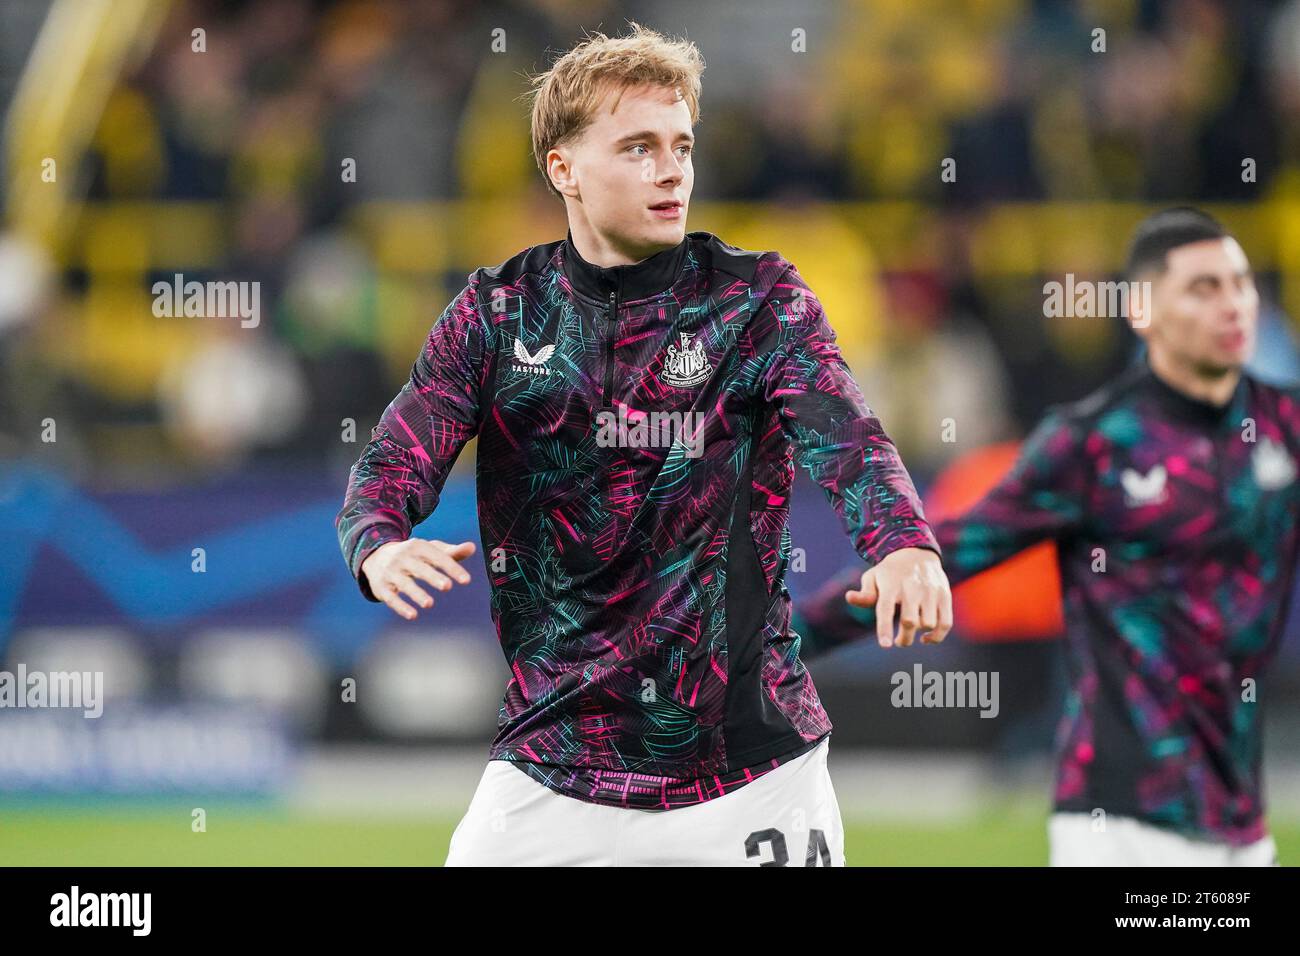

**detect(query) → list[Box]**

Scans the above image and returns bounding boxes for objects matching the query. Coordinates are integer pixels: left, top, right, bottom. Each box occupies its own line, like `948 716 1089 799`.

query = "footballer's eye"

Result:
629 144 649 155
677 145 693 157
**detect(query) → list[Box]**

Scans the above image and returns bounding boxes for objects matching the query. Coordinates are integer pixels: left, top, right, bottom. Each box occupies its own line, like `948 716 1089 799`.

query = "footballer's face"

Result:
551 82 694 261
1133 236 1258 378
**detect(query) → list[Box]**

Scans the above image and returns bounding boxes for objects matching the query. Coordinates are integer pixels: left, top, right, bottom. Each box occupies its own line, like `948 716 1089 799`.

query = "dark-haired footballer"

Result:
795 208 1296 866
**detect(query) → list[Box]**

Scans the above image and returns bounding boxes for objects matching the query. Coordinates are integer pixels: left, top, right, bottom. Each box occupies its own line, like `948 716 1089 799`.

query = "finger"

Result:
437 540 477 561
894 580 925 647
923 584 954 644
407 558 453 591
431 552 472 585
377 582 418 621
384 598 417 621
917 588 940 640
846 570 878 609
405 553 455 590
421 542 473 584
875 585 898 648
391 571 435 610
895 588 921 647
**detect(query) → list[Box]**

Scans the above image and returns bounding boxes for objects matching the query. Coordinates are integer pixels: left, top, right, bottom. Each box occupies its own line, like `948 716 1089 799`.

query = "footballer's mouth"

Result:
649 199 684 218
1217 329 1248 351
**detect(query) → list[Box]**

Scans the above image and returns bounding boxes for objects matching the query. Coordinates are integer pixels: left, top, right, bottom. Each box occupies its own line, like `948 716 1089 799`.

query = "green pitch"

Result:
2 809 1296 865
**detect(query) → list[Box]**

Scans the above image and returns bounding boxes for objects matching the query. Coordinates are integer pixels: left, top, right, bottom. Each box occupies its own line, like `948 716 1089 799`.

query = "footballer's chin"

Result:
1212 329 1253 369
1195 351 1249 379
644 220 686 245
652 222 686 247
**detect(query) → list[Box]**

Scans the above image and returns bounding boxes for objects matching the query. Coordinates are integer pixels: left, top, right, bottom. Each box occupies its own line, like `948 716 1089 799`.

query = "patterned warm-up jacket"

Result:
338 229 938 810
794 359 1300 843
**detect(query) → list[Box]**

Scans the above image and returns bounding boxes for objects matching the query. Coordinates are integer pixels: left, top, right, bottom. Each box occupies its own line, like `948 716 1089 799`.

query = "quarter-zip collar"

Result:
561 228 689 302
1134 354 1247 431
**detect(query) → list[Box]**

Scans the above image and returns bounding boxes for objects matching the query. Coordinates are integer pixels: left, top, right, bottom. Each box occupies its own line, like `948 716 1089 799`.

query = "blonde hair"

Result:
523 21 705 198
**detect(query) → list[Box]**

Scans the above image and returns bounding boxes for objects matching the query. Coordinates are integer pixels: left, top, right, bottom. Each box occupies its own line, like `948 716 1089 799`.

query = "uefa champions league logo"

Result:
660 331 712 388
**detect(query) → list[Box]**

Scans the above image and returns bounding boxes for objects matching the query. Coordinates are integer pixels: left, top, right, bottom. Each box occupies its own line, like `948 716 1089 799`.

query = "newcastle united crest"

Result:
659 331 712 388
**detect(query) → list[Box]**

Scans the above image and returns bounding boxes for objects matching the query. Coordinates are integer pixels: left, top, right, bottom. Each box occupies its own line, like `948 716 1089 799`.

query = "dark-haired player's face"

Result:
559 82 693 258
1143 237 1258 376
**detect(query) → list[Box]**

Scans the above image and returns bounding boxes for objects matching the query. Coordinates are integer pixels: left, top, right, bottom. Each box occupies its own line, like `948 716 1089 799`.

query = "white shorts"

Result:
1048 811 1280 866
445 736 844 866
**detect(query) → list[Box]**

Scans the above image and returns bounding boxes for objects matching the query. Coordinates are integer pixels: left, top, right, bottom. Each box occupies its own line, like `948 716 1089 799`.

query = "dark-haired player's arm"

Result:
793 407 1089 658
756 260 950 648
336 278 488 610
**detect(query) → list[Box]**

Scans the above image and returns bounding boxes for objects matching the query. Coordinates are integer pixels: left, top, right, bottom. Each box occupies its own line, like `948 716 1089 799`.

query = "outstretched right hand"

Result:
360 539 476 620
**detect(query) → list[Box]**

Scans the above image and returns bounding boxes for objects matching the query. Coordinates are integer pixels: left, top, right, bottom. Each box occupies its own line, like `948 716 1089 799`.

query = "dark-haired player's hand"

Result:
361 539 476 620
844 548 952 648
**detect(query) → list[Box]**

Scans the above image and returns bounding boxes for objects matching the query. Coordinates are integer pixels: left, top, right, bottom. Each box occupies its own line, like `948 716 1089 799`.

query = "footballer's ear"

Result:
547 146 579 199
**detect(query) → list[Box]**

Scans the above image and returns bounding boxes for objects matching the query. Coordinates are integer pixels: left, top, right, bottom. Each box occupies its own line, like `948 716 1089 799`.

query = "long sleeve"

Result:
336 278 489 601
934 407 1087 585
793 408 1088 658
756 260 940 566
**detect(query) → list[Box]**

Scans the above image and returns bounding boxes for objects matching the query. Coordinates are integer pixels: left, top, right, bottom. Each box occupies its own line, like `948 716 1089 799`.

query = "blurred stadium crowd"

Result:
3 0 1300 484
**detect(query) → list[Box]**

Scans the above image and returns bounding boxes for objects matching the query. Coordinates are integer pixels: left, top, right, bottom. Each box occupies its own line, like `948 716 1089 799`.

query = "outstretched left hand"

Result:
844 548 953 648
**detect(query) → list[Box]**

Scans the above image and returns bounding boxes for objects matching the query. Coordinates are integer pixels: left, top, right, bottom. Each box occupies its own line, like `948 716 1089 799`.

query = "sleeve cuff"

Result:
860 519 942 567
347 523 408 603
